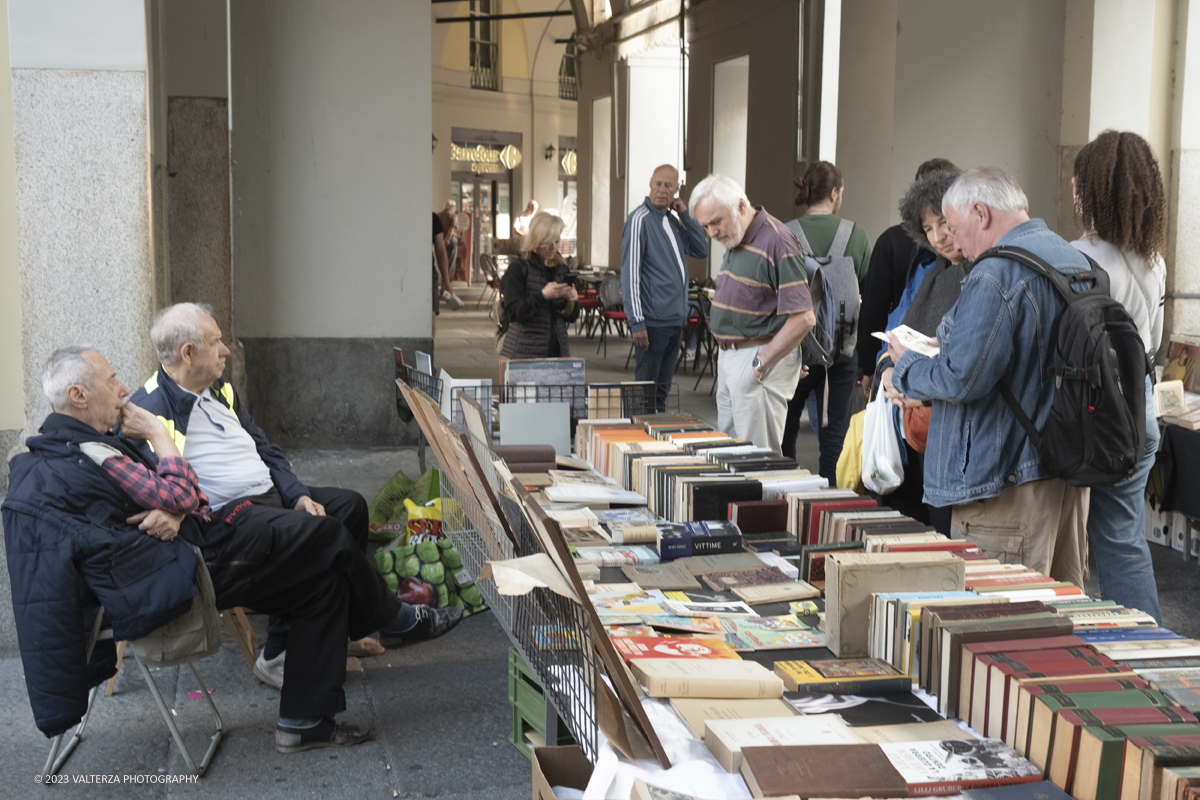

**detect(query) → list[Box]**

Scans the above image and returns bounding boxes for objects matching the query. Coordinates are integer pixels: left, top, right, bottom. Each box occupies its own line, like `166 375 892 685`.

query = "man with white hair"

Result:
689 174 815 453
886 167 1092 585
5 346 423 751
129 303 462 689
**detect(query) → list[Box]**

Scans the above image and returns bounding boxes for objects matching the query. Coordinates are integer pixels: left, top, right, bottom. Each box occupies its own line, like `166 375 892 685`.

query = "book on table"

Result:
1008 665 1139 754
704 715 863 772
773 657 910 694
667 696 796 739
631 658 784 699
611 636 740 665
1026 688 1173 771
738 739 1041 798
976 647 1120 739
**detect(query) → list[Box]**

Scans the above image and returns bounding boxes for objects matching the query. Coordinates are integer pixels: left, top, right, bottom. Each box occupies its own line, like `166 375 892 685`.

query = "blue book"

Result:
1076 627 1185 642
962 781 1072 800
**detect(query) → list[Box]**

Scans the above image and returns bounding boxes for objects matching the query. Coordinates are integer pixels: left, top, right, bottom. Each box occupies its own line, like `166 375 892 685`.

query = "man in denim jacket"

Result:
886 168 1090 586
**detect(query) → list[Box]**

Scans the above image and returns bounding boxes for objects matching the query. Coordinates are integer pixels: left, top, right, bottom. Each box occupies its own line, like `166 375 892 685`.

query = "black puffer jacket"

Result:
3 414 197 737
499 253 580 359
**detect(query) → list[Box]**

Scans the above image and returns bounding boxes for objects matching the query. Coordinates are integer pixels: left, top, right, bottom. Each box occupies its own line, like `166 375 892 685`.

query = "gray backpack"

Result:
786 218 861 366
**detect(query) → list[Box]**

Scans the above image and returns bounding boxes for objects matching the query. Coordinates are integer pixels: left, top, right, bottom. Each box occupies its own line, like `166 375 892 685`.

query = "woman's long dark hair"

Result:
1074 130 1166 262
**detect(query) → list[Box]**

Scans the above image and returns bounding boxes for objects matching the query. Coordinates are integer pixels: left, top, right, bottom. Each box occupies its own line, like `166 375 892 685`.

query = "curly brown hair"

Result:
1073 130 1166 262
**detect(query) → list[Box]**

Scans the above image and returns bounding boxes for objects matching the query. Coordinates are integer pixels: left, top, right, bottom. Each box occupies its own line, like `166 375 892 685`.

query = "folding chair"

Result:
595 275 628 359
477 254 502 319
44 549 225 779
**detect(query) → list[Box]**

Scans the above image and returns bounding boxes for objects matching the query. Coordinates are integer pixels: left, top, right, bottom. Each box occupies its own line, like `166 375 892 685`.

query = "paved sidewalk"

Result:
0 447 533 800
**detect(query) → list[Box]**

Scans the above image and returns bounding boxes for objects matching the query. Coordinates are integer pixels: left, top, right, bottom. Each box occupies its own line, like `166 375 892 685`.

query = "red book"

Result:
974 649 1114 739
805 499 877 544
960 635 1088 728
609 636 740 665
966 573 1056 588
1049 707 1198 791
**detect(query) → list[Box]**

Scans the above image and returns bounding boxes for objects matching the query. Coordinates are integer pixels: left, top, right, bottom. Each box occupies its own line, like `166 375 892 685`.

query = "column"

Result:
1168 0 1200 348
8 0 156 439
0 0 21 491
230 0 433 448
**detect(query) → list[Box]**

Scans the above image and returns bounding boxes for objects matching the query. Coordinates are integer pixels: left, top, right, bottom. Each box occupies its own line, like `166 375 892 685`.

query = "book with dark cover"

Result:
699 565 792 591
783 690 944 726
689 480 763 522
726 499 789 534
1137 743 1200 800
738 743 908 798
938 615 1073 718
921 600 1048 695
962 782 1073 799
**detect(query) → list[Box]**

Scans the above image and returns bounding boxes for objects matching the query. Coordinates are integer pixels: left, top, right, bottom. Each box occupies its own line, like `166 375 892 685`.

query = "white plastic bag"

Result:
861 390 904 495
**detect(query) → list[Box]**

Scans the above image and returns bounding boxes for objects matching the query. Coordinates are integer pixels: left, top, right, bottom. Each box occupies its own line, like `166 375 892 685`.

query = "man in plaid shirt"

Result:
11 346 442 753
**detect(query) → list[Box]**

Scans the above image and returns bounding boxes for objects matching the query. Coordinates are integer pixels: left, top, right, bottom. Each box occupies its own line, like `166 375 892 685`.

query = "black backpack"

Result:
976 245 1152 487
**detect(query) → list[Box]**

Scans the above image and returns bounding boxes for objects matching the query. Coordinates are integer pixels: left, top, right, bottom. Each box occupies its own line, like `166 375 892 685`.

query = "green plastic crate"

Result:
507 648 574 760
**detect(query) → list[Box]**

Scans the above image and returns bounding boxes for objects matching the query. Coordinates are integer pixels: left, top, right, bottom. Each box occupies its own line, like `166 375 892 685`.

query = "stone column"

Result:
0 0 22 493
8 0 156 438
1167 0 1200 351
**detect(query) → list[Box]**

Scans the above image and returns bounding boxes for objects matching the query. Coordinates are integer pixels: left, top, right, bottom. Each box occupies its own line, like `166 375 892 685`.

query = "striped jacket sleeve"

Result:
620 207 648 332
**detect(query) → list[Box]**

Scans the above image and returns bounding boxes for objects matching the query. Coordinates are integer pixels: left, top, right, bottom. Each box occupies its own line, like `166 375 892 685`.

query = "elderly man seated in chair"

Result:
4 347 458 752
128 302 444 689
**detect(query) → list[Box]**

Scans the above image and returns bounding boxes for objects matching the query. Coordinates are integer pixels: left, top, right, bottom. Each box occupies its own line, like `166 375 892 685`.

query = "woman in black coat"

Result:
499 211 580 359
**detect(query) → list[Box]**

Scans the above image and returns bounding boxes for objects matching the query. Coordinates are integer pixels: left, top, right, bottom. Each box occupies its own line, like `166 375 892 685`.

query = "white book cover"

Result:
879 738 1040 788
705 716 863 772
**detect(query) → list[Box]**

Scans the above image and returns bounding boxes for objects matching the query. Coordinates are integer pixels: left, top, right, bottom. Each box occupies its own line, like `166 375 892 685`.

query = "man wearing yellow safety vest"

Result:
130 302 462 752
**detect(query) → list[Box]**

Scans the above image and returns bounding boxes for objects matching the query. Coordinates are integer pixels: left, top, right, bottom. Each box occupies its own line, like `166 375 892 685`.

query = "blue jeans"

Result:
782 352 858 481
1087 376 1162 624
633 325 682 413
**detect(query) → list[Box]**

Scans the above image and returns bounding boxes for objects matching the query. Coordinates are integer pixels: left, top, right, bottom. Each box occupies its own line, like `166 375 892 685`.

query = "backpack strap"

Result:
829 218 855 259
786 219 814 257
972 245 1109 449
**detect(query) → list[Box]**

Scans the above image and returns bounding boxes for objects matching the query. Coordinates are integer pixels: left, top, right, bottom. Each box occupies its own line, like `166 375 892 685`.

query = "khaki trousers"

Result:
715 344 804 455
950 478 1091 587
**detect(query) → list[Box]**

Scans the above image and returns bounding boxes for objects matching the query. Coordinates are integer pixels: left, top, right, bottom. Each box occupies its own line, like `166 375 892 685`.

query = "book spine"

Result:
645 678 777 698
784 676 912 696
906 775 1044 795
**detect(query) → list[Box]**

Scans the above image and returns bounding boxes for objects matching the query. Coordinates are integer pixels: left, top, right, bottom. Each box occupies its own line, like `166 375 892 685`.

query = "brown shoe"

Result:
276 717 370 754
347 636 385 657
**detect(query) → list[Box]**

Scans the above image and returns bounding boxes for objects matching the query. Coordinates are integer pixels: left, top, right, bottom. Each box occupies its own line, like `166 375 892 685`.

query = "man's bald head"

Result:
649 165 680 211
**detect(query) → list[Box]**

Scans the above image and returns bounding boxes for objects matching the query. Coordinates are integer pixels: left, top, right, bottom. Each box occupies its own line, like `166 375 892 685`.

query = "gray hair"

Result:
151 302 214 365
688 174 749 217
942 167 1028 216
42 346 97 412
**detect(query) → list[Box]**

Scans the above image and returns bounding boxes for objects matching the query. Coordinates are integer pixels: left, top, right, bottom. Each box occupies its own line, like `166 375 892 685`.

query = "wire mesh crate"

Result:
436 429 602 763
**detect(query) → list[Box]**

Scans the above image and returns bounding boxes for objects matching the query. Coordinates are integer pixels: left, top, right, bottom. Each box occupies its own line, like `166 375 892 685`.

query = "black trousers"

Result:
264 487 371 646
200 492 400 719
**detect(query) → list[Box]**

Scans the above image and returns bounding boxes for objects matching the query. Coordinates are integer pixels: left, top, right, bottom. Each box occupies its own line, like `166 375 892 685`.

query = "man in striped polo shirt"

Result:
621 165 709 412
690 174 815 454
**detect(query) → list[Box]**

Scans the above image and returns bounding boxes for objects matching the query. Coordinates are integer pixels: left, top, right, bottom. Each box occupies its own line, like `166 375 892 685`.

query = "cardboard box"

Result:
825 551 966 658
531 745 593 800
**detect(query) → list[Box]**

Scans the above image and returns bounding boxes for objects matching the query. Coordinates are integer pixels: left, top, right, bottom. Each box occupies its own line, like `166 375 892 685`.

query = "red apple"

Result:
398 577 434 606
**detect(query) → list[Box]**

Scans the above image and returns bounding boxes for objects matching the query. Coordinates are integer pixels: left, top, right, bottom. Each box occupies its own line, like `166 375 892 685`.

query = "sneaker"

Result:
377 604 463 648
254 649 285 690
275 717 370 754
346 636 385 657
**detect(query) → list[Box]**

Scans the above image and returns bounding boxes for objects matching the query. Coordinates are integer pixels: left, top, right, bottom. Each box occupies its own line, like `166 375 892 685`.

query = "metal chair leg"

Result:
42 609 108 779
133 654 223 777
625 342 635 370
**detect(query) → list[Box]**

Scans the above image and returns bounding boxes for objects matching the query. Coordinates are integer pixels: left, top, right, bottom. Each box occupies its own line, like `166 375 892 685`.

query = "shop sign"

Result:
560 150 577 176
451 143 522 174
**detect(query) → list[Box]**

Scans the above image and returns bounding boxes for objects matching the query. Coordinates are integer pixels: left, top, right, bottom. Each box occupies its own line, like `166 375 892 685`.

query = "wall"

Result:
0 0 23 491
884 0 1067 237
834 0 897 245
230 0 433 447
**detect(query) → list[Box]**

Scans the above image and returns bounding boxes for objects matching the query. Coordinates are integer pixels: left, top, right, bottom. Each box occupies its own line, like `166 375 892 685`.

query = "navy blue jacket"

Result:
129 365 309 508
3 414 198 736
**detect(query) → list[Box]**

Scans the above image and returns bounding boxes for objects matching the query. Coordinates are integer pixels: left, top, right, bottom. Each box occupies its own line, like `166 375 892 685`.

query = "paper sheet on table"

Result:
478 554 580 603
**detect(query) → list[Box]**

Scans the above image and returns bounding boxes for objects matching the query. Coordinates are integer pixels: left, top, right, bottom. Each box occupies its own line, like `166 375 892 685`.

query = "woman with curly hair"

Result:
875 167 965 531
1070 130 1166 623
